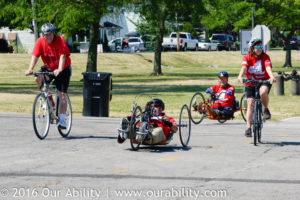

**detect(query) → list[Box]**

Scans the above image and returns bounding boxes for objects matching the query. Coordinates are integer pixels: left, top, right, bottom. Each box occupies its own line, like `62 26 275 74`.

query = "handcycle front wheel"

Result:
57 94 72 138
189 92 206 124
130 105 143 151
179 104 191 147
32 93 50 140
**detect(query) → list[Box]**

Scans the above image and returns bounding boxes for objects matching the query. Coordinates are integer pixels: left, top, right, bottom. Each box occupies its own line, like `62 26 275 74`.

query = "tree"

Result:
201 0 300 67
0 0 126 72
132 0 204 75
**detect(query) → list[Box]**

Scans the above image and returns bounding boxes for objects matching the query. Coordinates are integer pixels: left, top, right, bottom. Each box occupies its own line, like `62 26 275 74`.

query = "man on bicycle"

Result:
25 23 71 130
118 99 178 144
237 38 276 137
205 71 235 118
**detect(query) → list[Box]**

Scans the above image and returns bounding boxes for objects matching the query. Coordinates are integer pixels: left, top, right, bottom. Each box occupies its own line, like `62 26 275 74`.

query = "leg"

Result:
246 98 254 129
259 85 271 120
35 75 43 91
58 91 67 114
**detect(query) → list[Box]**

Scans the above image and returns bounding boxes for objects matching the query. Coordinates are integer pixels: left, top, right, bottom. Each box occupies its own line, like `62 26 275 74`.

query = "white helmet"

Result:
41 23 55 34
248 38 262 47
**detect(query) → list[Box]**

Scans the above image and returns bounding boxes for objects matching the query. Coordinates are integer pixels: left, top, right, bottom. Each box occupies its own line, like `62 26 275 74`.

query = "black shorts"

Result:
245 82 272 98
39 66 72 92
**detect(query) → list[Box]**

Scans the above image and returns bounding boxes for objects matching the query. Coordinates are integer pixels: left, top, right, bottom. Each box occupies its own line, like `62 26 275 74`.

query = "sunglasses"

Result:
255 45 264 49
219 77 227 81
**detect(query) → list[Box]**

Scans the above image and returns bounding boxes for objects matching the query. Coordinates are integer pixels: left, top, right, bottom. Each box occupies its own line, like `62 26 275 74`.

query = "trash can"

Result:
274 75 284 96
82 72 112 117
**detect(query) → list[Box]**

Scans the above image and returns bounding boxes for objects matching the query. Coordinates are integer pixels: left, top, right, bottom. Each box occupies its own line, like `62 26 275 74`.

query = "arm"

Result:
25 56 39 75
238 66 247 83
54 54 66 77
266 67 276 84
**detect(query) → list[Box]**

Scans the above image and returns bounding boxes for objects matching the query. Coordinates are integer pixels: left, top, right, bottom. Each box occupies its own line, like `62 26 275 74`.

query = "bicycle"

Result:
28 72 72 140
278 70 300 81
243 79 270 146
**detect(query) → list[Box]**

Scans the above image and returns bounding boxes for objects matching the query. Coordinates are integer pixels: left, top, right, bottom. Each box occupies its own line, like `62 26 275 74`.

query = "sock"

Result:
59 114 66 123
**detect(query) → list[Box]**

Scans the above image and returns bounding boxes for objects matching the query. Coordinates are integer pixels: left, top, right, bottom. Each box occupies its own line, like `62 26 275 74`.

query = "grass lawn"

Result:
0 51 299 121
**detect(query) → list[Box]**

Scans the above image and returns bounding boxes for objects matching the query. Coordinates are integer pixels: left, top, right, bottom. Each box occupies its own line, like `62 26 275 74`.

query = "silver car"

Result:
128 37 145 52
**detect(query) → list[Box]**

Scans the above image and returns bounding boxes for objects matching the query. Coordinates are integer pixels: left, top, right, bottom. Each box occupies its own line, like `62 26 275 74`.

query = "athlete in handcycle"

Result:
189 71 245 124
117 97 191 151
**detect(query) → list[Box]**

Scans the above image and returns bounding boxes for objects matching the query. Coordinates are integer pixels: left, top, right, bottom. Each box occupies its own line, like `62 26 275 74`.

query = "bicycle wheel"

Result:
32 93 50 140
130 106 143 151
240 93 247 122
258 102 263 143
57 94 72 137
189 92 205 124
179 104 191 147
218 119 227 123
252 101 259 146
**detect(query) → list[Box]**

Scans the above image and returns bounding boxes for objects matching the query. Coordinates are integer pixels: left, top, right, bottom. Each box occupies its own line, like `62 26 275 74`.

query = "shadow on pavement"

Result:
261 141 300 146
127 145 191 153
65 135 117 140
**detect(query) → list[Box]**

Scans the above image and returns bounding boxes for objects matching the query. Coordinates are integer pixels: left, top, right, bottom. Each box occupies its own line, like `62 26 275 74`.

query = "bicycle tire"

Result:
57 94 72 137
130 106 143 151
189 92 206 124
218 119 227 124
240 93 247 122
258 102 263 143
179 104 191 147
32 93 50 140
253 101 260 146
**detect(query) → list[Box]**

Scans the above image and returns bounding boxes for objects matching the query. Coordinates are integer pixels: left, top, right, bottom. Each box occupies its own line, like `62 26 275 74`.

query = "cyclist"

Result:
25 23 71 130
237 38 276 137
205 71 235 118
118 98 178 144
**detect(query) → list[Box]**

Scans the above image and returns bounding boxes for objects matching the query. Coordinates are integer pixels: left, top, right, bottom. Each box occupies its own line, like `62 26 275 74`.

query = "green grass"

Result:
0 51 300 120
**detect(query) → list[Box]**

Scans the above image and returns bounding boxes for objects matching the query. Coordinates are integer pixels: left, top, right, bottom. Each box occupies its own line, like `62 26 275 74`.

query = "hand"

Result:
170 125 178 133
54 69 62 77
25 69 33 76
237 76 243 84
269 76 276 84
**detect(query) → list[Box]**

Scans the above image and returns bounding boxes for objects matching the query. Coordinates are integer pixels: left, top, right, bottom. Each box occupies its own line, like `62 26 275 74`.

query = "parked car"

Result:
211 34 238 51
127 37 145 52
108 37 145 52
162 32 198 51
283 37 300 50
198 39 218 51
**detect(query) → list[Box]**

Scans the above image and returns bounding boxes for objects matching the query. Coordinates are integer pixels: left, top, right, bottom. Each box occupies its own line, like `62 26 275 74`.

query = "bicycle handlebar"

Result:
26 72 54 76
243 79 270 84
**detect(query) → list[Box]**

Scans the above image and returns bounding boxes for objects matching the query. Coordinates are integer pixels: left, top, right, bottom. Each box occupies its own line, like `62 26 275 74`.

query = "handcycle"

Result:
118 94 191 151
243 79 270 146
27 72 72 140
189 91 247 124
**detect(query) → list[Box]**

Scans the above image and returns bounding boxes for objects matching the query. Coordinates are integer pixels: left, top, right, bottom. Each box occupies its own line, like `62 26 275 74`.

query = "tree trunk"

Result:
86 22 99 72
283 30 294 68
152 8 164 76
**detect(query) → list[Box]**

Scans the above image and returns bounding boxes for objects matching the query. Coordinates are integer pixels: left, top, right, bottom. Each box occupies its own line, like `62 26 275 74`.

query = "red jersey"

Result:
149 115 177 138
242 53 272 87
210 84 235 109
32 35 71 71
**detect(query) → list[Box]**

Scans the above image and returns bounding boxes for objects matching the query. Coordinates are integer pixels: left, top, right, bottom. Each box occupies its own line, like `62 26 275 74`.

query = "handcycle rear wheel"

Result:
189 92 205 124
32 93 50 140
240 93 247 122
218 119 227 123
130 106 143 151
179 104 191 147
57 94 73 137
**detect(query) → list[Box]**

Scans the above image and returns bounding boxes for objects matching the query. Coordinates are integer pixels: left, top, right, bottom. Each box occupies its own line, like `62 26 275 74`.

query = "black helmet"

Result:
249 38 262 47
146 98 165 111
41 23 55 34
218 71 229 78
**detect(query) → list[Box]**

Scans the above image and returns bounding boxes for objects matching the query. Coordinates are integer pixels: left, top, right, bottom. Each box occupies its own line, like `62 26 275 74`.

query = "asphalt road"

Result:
0 112 300 200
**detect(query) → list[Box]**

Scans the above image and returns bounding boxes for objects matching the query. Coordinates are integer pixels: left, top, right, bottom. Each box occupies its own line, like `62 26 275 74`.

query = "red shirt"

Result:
242 53 272 86
210 84 235 109
32 35 71 71
149 115 177 138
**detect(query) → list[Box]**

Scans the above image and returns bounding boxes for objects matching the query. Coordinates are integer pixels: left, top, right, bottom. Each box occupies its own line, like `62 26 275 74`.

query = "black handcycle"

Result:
28 72 72 139
244 79 270 146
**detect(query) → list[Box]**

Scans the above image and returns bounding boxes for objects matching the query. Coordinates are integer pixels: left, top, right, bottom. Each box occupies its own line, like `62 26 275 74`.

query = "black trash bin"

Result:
82 72 112 117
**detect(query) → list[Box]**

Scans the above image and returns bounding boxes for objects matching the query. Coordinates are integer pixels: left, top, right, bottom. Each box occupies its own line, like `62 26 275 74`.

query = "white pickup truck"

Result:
162 32 198 51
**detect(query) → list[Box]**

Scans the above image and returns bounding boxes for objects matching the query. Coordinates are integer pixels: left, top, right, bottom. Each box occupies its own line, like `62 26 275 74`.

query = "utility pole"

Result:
176 12 180 52
31 0 38 42
252 7 254 29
